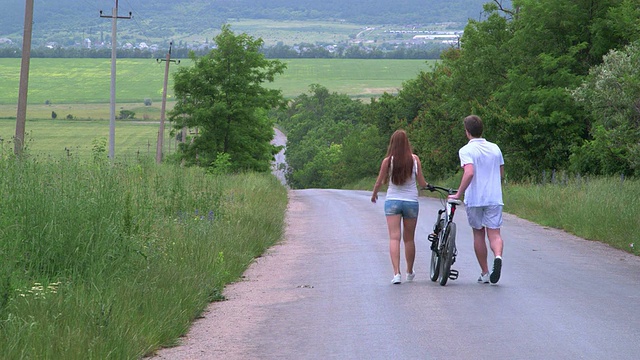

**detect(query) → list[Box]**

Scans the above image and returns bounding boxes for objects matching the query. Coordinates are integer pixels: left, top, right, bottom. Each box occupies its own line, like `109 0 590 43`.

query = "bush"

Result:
144 98 152 106
118 110 135 120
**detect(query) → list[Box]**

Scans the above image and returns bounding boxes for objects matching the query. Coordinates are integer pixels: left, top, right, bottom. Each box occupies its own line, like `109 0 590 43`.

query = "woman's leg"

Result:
402 217 418 274
386 215 402 275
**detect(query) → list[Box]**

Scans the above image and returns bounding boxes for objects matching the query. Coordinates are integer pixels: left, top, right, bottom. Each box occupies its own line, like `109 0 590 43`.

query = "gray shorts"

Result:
466 205 503 229
384 200 419 218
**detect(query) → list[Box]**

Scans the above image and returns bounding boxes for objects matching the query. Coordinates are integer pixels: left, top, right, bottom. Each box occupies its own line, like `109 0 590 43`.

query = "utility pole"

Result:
156 42 179 164
15 0 34 156
100 0 131 160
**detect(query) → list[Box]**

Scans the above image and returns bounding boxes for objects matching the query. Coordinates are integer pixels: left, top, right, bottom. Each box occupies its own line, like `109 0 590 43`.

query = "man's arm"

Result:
451 163 474 200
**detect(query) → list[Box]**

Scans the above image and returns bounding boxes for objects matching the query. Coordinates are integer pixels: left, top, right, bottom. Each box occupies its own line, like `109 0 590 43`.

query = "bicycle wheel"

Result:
429 220 445 281
439 222 457 286
429 245 441 281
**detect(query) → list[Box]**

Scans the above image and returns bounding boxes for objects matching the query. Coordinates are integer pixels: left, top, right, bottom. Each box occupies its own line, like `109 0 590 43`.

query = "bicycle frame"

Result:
426 185 461 285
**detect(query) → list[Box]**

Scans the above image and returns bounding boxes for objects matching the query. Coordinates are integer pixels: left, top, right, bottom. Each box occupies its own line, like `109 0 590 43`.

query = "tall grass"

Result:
504 177 639 255
0 156 288 358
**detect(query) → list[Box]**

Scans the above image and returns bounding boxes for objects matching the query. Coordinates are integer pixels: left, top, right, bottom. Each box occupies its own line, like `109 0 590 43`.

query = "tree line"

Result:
276 0 640 188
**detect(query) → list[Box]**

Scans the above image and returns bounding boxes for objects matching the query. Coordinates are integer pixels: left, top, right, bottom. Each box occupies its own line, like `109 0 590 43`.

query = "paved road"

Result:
153 189 640 360
270 128 288 187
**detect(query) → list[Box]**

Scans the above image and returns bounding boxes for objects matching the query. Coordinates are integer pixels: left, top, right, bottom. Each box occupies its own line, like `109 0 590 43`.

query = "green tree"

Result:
431 0 635 181
277 85 366 188
571 41 640 176
169 25 287 172
340 124 386 184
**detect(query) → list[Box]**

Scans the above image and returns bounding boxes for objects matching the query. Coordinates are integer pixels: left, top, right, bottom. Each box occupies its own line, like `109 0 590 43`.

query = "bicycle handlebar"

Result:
423 185 458 195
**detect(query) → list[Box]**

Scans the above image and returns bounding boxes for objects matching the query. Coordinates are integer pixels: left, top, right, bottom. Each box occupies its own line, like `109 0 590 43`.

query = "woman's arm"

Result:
414 155 429 189
371 157 390 203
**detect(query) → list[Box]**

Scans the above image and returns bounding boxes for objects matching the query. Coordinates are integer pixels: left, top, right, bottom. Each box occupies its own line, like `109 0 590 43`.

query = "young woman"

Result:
371 130 429 284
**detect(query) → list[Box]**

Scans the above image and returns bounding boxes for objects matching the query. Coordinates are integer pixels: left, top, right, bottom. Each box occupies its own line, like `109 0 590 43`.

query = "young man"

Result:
449 115 505 284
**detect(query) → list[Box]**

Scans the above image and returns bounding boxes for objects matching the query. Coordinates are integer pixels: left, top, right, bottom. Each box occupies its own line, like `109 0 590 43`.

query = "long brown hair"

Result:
385 130 414 185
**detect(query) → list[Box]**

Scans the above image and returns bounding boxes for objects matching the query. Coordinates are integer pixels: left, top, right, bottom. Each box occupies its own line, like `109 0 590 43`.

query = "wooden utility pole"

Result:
156 42 179 164
15 0 34 156
100 0 131 160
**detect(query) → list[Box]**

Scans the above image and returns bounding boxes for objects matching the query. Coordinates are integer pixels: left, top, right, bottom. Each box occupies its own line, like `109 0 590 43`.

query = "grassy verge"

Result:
0 157 288 358
503 177 639 255
347 175 639 256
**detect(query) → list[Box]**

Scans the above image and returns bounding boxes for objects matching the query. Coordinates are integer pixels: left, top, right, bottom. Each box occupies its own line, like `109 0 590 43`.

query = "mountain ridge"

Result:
3 0 493 46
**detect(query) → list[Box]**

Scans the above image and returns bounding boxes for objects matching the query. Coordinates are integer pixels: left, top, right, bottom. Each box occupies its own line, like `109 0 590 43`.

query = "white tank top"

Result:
386 155 418 202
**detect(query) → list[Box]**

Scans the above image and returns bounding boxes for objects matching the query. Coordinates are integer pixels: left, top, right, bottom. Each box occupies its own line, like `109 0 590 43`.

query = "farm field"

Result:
0 118 177 160
211 19 364 46
0 58 435 119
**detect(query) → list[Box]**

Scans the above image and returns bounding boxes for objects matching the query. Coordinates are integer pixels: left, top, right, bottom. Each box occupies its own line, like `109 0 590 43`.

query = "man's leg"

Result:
473 227 489 274
487 228 504 284
486 228 503 257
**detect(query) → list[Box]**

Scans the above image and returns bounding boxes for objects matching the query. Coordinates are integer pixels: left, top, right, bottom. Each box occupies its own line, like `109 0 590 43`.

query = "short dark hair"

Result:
464 115 483 138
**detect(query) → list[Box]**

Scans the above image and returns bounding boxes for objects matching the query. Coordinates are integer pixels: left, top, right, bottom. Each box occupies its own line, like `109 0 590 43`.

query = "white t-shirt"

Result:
458 138 504 207
386 155 418 202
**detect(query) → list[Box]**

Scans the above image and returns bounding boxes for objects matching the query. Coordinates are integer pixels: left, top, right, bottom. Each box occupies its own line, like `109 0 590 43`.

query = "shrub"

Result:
118 110 135 120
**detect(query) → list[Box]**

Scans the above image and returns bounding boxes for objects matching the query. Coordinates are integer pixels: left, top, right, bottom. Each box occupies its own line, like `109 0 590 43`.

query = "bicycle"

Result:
424 185 462 286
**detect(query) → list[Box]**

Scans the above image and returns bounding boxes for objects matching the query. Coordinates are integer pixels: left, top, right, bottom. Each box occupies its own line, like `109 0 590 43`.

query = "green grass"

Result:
272 58 433 99
0 158 288 358
0 58 176 105
503 177 640 255
0 58 434 119
0 119 177 160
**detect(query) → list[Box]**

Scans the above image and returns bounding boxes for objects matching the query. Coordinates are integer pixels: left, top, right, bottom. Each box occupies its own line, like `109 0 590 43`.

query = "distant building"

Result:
83 38 91 48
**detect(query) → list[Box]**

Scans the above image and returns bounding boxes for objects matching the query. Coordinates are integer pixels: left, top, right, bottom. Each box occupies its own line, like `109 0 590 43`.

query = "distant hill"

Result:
3 0 493 46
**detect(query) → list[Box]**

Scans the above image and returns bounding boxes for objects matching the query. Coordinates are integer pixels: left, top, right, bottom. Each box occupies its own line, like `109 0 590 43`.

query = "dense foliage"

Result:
280 0 640 188
275 84 384 188
169 25 286 172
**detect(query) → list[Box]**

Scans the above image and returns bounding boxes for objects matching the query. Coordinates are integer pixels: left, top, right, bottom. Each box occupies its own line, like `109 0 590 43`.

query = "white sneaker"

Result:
477 272 490 283
406 272 415 282
391 274 402 284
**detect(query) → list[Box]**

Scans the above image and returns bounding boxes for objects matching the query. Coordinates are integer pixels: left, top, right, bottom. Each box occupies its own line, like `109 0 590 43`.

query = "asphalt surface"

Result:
153 188 640 360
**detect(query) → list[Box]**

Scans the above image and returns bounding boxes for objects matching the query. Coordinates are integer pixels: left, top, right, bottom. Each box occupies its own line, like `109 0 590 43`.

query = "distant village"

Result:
0 25 462 59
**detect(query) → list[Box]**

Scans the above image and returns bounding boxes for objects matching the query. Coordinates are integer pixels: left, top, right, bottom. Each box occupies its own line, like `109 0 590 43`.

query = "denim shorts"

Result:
466 205 503 229
384 200 419 218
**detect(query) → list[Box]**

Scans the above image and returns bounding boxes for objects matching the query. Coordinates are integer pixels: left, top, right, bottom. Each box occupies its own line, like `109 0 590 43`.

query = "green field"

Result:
221 19 363 46
0 58 434 119
0 119 176 160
